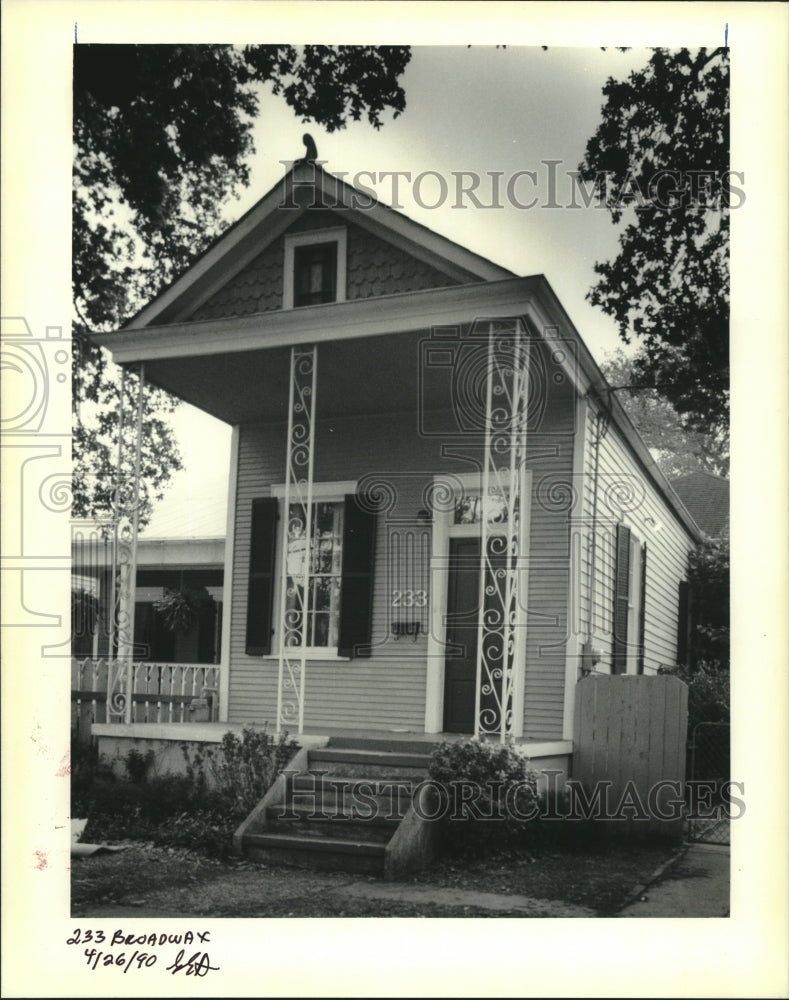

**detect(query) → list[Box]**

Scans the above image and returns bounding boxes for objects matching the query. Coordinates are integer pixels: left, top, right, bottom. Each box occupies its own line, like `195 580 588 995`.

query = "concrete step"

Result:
327 735 442 755
307 747 432 779
288 773 417 815
266 803 399 843
239 737 441 875
244 831 386 875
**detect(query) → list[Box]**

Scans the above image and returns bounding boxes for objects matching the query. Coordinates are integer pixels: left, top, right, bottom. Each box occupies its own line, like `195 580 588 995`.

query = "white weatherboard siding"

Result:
228 398 576 738
581 403 695 675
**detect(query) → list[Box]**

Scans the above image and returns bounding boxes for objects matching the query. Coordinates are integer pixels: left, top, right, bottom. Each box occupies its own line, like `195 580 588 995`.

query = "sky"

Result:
145 45 654 537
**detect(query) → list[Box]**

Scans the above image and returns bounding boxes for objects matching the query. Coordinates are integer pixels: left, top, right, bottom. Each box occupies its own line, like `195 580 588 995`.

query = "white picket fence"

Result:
71 657 221 734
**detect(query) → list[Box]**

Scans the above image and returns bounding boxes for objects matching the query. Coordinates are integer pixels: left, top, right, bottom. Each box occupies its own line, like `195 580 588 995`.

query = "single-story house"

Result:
71 528 225 663
92 157 701 779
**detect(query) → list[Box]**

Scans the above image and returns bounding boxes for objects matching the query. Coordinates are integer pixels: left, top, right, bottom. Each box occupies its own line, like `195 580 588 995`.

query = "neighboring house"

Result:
671 471 730 538
71 522 225 735
71 529 225 664
93 159 700 760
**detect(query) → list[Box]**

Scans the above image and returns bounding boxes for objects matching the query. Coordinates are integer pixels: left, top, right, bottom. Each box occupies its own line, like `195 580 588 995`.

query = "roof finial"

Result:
302 133 318 163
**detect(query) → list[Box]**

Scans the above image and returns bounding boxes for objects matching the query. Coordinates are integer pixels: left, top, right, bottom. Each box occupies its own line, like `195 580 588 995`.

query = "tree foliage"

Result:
73 44 411 525
601 349 729 478
687 530 730 670
579 48 730 441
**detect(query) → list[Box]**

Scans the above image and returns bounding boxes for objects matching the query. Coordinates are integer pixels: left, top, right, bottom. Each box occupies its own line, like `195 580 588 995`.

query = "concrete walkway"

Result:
616 842 730 917
332 842 730 918
335 881 597 917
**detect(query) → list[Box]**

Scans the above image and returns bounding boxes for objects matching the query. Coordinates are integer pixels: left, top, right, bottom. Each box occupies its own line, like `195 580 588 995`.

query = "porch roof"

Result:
97 274 548 365
94 274 701 542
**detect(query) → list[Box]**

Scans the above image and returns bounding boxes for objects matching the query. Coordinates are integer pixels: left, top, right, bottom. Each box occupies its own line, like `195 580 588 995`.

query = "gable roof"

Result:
671 472 730 537
97 160 702 544
124 160 514 330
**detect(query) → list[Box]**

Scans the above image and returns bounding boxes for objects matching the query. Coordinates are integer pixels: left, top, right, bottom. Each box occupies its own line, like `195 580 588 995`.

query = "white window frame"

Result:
267 480 357 660
283 228 348 310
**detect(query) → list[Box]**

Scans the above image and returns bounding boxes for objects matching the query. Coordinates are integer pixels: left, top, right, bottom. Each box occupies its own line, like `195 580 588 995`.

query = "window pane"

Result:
293 243 337 306
453 489 511 525
285 500 343 647
311 576 332 612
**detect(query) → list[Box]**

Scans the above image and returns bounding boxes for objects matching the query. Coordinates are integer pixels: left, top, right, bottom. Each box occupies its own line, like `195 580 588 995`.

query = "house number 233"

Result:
392 589 427 608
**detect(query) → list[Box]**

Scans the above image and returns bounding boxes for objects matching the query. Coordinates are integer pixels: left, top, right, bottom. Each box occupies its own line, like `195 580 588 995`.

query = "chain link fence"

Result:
687 721 731 844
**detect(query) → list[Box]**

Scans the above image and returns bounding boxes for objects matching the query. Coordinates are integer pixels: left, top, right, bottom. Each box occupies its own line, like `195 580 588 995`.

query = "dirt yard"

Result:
71 839 678 918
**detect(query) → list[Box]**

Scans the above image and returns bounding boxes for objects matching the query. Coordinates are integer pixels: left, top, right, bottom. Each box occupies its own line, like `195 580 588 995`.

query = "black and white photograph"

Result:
2 2 787 997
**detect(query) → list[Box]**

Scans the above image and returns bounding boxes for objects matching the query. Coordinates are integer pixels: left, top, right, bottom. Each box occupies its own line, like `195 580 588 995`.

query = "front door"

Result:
443 536 510 733
442 537 480 733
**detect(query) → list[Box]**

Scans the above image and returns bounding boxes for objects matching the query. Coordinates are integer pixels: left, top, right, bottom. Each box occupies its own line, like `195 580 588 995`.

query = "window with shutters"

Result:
283 228 347 309
246 482 375 659
612 523 647 675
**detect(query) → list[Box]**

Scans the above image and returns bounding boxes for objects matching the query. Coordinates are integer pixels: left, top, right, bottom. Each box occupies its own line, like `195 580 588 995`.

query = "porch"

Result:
99 276 584 744
90 719 573 787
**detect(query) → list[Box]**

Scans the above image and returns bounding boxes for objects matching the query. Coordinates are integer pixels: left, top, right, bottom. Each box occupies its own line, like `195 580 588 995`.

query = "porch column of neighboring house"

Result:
474 319 529 741
276 345 317 735
108 363 146 724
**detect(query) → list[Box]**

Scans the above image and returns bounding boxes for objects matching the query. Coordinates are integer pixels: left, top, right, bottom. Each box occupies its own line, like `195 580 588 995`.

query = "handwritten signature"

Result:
165 950 220 977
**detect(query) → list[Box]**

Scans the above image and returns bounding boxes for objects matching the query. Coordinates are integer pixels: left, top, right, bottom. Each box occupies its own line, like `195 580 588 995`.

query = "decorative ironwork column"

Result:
474 319 530 741
106 363 145 723
276 346 317 734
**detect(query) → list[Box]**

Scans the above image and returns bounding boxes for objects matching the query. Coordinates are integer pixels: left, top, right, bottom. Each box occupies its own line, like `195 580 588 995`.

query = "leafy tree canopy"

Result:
73 44 411 526
601 349 729 478
579 47 730 440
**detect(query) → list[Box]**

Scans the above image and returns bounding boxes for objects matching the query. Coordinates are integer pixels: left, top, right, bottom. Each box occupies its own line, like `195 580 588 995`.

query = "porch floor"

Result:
91 720 572 757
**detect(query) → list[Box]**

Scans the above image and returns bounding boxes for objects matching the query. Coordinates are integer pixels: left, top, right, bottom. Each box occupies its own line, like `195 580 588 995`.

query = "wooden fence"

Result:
71 657 221 739
573 673 688 841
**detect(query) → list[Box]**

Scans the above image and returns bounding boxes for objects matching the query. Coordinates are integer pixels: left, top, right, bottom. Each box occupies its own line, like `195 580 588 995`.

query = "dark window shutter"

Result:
612 523 631 674
338 494 376 658
677 579 690 667
246 498 278 655
637 542 647 674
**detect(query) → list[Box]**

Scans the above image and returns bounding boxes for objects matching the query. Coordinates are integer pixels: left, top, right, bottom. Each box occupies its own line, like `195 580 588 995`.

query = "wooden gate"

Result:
572 674 688 841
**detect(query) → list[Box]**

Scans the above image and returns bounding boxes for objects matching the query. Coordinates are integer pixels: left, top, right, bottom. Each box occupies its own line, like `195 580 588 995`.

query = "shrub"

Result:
664 661 730 734
124 748 155 784
80 726 299 857
71 738 115 817
182 726 300 816
428 738 540 855
687 531 730 670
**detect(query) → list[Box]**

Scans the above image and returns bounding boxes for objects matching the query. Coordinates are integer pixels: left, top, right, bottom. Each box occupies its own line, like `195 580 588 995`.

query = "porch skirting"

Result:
91 722 572 787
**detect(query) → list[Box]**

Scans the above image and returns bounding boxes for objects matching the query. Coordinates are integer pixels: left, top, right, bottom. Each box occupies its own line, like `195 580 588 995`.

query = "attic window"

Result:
294 243 337 306
283 228 347 309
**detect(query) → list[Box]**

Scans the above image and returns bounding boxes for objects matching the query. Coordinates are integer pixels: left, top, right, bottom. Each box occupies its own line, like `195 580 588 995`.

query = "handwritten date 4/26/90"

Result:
80 946 218 976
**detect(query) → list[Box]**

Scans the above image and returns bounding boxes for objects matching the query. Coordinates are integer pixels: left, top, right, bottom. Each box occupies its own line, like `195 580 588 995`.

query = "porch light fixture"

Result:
645 516 662 532
416 508 432 524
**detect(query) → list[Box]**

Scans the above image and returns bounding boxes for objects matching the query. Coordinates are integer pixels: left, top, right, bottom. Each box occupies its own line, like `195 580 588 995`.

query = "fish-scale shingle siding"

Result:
191 213 460 321
346 224 460 300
